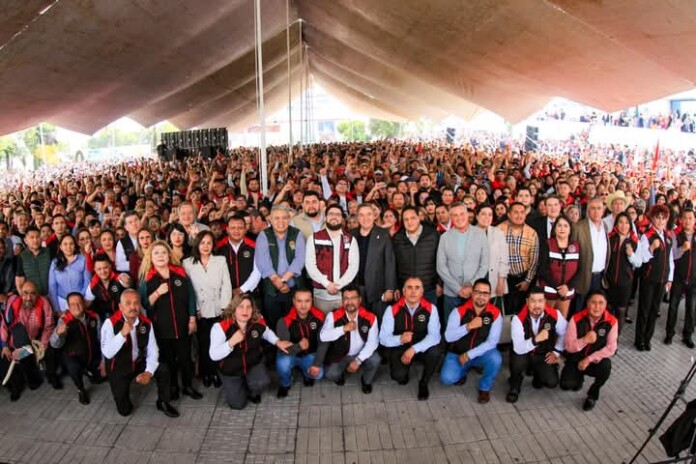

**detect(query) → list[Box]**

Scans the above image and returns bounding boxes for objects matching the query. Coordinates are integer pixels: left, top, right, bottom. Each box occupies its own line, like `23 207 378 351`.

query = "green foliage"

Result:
337 120 369 141
368 118 403 139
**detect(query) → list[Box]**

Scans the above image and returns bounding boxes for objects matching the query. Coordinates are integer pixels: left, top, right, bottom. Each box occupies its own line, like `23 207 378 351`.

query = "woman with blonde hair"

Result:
209 294 291 409
138 240 202 401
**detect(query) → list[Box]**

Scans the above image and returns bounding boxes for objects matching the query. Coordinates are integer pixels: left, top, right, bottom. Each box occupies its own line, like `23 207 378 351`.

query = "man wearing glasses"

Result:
440 278 502 404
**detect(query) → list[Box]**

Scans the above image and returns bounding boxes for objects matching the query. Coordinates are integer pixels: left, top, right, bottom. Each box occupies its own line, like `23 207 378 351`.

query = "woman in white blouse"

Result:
183 230 232 388
475 204 509 307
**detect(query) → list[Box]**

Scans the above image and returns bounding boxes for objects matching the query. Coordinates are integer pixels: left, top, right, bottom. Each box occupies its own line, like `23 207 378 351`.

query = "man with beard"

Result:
507 287 566 403
441 279 502 404
292 191 326 240
320 287 380 394
306 205 359 313
380 277 443 400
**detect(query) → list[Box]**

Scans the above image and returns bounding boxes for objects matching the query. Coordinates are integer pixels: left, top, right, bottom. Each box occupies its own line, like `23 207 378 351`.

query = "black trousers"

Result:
220 362 270 410
508 351 559 393
197 317 220 379
108 363 171 416
0 354 43 395
636 280 665 346
667 281 696 340
505 274 529 315
63 355 101 391
387 344 443 384
560 356 612 400
262 291 293 333
158 337 193 390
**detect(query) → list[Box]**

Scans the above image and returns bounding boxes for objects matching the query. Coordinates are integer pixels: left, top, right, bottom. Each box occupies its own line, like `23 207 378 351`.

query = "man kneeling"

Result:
561 290 617 411
101 289 178 417
441 278 502 404
507 287 567 403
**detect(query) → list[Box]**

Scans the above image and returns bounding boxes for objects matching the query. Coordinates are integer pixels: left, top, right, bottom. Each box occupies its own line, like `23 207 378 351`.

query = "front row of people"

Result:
1 277 617 416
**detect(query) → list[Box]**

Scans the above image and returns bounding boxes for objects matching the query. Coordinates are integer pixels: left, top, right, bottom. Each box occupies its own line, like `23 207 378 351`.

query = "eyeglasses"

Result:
473 290 491 296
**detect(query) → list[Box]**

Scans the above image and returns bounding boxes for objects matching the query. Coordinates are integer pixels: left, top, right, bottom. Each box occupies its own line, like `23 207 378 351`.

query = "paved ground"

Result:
0 303 693 464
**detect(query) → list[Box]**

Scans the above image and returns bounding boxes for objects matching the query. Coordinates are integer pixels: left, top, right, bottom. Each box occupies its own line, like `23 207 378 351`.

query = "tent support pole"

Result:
254 0 268 196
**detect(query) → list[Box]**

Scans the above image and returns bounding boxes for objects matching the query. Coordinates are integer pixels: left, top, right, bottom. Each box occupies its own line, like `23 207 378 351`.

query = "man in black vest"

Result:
275 289 327 397
320 287 380 393
380 276 443 400
561 290 618 411
49 292 102 404
255 206 306 331
441 278 502 404
666 208 696 348
507 287 567 403
114 210 140 275
100 289 178 418
217 214 261 296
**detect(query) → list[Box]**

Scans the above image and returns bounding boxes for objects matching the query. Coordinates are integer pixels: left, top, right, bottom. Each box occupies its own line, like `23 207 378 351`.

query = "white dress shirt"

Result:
511 309 567 355
115 235 138 273
209 322 279 362
379 301 441 353
101 316 159 374
320 310 379 362
227 240 262 293
589 220 608 273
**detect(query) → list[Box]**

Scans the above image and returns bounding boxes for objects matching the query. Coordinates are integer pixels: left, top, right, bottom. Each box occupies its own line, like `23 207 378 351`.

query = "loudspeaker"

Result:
446 127 456 143
525 126 539 152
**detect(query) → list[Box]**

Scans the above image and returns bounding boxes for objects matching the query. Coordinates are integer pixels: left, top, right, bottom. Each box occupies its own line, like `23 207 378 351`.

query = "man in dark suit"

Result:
350 203 398 323
530 194 562 258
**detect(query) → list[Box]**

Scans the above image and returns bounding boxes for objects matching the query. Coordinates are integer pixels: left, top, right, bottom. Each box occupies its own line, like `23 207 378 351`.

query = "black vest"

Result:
449 302 501 355
218 319 267 376
104 312 152 375
571 309 617 358
119 236 136 265
89 274 124 321
324 307 375 364
283 306 325 356
390 298 434 347
217 238 256 289
516 305 559 356
61 310 100 365
643 228 672 283
674 230 696 285
145 266 191 340
606 232 639 286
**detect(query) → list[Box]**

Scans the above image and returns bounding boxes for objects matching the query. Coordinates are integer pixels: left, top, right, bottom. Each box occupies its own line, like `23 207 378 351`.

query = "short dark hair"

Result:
528 286 545 297
586 289 608 301
66 292 84 304
472 278 491 291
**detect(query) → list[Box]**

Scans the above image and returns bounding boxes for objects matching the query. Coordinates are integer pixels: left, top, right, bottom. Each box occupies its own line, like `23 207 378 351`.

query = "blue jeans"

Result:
275 352 324 387
440 350 502 392
444 295 466 321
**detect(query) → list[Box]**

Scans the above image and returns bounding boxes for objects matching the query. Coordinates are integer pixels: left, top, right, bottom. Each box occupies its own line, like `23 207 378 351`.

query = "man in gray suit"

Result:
350 203 398 323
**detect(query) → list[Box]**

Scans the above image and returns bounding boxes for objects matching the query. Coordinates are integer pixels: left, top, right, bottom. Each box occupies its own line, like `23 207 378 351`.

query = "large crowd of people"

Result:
539 107 696 133
0 138 694 417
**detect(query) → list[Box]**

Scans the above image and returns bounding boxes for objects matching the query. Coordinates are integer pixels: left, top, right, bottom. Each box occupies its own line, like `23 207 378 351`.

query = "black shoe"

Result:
635 343 645 352
303 377 315 387
684 339 696 349
361 377 372 395
277 386 290 398
645 342 652 351
182 387 203 400
212 374 222 388
170 386 180 401
49 377 63 390
156 400 180 418
335 374 345 387
455 376 467 386
532 378 543 389
582 397 596 411
202 375 212 388
506 391 519 403
397 379 409 386
625 316 633 324
417 381 429 401
665 336 673 345
78 389 90 405
248 394 261 404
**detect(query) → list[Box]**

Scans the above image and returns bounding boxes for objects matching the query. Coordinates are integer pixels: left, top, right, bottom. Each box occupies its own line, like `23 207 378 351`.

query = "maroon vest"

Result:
311 229 352 289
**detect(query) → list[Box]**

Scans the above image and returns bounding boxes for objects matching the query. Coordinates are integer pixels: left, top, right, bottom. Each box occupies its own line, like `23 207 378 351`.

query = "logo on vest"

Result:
417 314 426 322
598 328 606 337
310 321 317 330
243 250 251 259
568 244 576 253
289 240 296 251
90 320 97 328
483 317 491 325
139 325 147 334
173 279 182 287
544 323 551 331
111 285 119 293
251 330 259 338
361 325 368 334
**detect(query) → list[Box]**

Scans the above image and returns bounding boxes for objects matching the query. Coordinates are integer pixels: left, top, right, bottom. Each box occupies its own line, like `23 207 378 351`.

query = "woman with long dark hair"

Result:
605 212 641 333
48 234 91 312
166 222 191 262
183 231 232 388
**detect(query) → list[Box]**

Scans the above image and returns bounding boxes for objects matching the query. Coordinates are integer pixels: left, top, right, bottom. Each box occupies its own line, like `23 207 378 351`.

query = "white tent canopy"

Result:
0 0 695 136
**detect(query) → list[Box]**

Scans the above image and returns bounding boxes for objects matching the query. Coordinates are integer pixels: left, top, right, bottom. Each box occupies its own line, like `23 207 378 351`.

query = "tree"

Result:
337 120 369 141
368 118 403 139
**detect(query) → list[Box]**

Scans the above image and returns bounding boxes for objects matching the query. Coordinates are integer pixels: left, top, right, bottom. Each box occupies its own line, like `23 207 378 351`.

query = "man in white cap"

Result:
603 190 627 233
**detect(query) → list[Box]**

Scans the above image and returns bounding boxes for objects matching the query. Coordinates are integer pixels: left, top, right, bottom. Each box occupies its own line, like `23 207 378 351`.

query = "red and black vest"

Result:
643 228 672 283
539 238 580 298
61 310 100 365
283 306 325 356
217 238 256 289
449 301 501 355
311 229 352 289
389 298 434 347
145 265 191 340
606 231 639 286
571 309 617 358
516 304 559 356
218 319 267 376
674 229 696 285
104 311 152 375
324 306 375 364
88 273 124 321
